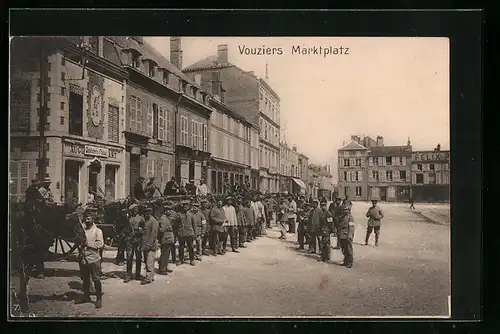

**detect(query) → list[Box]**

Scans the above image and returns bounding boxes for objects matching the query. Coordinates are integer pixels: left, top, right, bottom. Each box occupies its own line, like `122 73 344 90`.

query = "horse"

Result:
10 201 87 314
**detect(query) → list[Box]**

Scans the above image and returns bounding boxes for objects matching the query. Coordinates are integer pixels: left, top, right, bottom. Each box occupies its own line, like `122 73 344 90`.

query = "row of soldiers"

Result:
112 193 274 285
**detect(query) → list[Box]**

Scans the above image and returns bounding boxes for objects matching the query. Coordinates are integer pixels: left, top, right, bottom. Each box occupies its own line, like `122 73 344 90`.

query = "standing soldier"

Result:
256 196 267 236
166 204 180 266
75 209 104 308
158 205 175 275
236 198 248 248
123 204 144 283
409 197 415 210
242 199 255 244
297 203 309 250
191 202 205 261
201 200 212 255
365 199 384 246
278 199 289 240
178 203 196 266
287 196 298 234
318 199 334 262
332 197 343 249
209 198 226 256
308 200 321 254
338 204 356 268
141 206 159 285
223 196 239 253
114 208 129 266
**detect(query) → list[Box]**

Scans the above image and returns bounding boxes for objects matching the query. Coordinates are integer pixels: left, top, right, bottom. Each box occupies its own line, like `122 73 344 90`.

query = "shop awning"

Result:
292 178 307 189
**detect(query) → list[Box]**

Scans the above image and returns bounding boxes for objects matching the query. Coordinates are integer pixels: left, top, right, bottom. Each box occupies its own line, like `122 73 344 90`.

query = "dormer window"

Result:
192 86 199 99
130 51 141 69
161 69 170 85
180 80 188 93
144 59 157 78
201 92 208 104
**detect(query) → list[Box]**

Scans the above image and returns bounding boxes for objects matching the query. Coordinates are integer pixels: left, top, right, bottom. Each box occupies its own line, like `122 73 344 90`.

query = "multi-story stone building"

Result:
338 135 412 202
206 97 252 194
183 44 282 193
298 153 309 193
10 36 128 204
279 142 306 194
410 144 450 202
106 37 212 193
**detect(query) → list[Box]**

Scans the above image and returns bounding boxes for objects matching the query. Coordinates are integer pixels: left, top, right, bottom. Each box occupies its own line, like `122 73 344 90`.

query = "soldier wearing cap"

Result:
38 177 54 204
308 200 321 254
338 203 356 268
365 199 384 246
158 204 175 275
332 197 343 249
200 200 212 255
297 203 310 250
141 205 159 284
318 199 334 262
223 196 239 253
123 203 145 283
190 201 206 261
178 202 196 266
209 198 227 255
114 207 129 266
242 198 255 244
235 197 247 248
75 208 104 308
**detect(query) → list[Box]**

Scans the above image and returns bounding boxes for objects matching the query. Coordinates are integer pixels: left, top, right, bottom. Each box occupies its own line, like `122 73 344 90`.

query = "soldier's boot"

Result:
94 280 103 308
364 233 370 245
375 234 379 247
75 280 92 304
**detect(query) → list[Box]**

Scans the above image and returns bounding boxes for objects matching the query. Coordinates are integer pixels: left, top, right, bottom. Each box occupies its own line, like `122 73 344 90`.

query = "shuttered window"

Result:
108 103 119 143
130 95 143 134
166 108 173 143
179 116 188 146
158 106 166 141
10 160 30 202
147 159 156 178
146 101 153 137
203 124 208 152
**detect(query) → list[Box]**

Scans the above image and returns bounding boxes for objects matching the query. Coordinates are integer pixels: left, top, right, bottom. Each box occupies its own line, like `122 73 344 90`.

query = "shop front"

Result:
210 158 250 194
62 139 125 204
176 146 211 189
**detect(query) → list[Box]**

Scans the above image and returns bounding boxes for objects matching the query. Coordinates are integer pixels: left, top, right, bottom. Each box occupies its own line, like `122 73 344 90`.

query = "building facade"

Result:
298 153 309 194
410 145 450 202
279 143 306 194
337 139 369 201
10 36 128 204
184 44 283 193
207 98 252 194
105 36 211 194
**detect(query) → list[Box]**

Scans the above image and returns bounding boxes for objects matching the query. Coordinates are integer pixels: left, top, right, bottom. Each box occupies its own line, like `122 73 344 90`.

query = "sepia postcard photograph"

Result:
9 34 451 318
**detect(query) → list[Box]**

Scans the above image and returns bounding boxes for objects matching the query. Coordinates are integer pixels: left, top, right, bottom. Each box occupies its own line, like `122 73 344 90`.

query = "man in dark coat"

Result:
178 203 196 266
164 177 179 196
158 205 175 275
242 199 255 243
209 199 226 255
190 202 206 261
123 204 145 283
133 177 146 200
141 206 159 285
318 199 334 262
307 200 321 254
338 204 355 268
333 197 343 249
201 200 212 255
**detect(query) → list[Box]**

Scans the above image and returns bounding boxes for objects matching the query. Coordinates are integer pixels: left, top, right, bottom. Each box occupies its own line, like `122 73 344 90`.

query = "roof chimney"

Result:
194 73 202 86
217 44 228 64
376 136 384 147
407 137 411 147
170 37 183 70
436 143 441 152
293 146 297 152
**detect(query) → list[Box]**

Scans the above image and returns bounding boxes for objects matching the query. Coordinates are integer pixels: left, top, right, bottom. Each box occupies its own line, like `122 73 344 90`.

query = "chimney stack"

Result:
436 143 441 152
170 37 183 70
293 146 297 152
376 136 384 147
194 73 202 86
217 44 228 64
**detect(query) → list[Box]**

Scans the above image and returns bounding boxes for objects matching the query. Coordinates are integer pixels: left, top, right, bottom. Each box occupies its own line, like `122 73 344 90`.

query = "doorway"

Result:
64 160 81 205
105 165 117 201
380 186 388 201
130 154 140 194
88 161 101 197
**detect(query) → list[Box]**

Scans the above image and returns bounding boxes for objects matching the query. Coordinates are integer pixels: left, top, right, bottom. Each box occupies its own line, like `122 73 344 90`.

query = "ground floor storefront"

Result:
209 159 251 194
259 170 280 194
9 136 126 204
368 184 411 202
411 185 450 203
175 147 211 189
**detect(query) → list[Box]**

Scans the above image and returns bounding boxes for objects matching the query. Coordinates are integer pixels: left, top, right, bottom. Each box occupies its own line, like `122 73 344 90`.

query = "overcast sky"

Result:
145 37 449 181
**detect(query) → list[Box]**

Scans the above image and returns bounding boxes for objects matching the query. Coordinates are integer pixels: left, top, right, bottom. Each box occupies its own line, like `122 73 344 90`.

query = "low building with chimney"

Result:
183 44 281 193
104 37 212 193
10 36 128 204
410 144 450 202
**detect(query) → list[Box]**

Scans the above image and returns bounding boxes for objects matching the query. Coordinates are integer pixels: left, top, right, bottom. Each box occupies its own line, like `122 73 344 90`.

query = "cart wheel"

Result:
47 237 77 259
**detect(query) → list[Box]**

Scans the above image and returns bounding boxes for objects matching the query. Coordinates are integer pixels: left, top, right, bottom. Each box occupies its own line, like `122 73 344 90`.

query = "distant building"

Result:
298 153 309 194
410 144 450 202
309 164 334 200
337 138 369 200
279 143 306 194
183 44 281 193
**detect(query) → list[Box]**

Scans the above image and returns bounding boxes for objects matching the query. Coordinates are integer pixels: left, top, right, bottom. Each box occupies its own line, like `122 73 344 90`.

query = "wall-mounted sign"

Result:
412 152 450 162
64 141 122 160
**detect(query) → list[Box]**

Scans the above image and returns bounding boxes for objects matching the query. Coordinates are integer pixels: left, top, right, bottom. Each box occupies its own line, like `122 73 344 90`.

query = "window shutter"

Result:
162 159 169 190
203 124 208 152
424 173 429 184
128 97 135 133
402 157 406 165
146 102 153 137
137 98 144 135
140 158 147 179
358 171 363 181
191 120 196 148
10 161 19 202
436 173 442 184
155 159 161 179
368 157 373 166
19 161 29 201
108 104 119 143
158 107 165 141
392 157 396 165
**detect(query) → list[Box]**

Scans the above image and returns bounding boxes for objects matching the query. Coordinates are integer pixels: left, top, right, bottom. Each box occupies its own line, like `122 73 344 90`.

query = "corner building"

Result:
410 146 450 202
10 37 127 204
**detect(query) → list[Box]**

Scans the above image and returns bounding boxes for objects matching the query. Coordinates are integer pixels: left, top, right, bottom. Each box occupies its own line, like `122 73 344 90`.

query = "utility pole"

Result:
38 43 48 182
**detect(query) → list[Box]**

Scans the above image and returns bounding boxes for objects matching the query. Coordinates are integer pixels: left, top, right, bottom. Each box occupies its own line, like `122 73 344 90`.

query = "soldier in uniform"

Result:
332 197 343 249
114 208 129 266
235 198 248 248
178 202 197 266
242 199 255 243
141 206 159 285
201 200 212 255
191 202 206 261
123 204 145 283
365 199 384 246
338 204 356 268
307 200 321 254
158 205 175 275
318 199 335 262
209 198 226 255
297 203 309 250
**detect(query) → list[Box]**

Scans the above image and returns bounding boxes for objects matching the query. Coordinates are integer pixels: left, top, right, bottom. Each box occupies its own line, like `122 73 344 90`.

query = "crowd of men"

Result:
20 176 385 310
